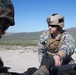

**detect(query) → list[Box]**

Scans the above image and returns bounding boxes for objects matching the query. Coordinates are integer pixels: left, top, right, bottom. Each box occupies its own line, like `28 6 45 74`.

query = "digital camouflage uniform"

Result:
38 30 75 64
32 30 75 75
34 13 75 75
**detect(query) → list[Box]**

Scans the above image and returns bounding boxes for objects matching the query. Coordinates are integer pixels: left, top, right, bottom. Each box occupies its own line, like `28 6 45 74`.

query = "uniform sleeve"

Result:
38 31 49 62
38 34 45 63
60 33 75 57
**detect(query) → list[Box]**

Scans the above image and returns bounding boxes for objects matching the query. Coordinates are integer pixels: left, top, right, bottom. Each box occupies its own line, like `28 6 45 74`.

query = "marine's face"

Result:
48 25 58 34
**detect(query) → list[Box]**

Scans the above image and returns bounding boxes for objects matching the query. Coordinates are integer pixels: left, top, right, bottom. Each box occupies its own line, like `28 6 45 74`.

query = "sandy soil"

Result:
0 46 40 73
0 46 76 73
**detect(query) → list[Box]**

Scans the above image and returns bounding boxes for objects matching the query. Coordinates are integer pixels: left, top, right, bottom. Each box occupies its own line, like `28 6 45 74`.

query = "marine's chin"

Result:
49 30 53 34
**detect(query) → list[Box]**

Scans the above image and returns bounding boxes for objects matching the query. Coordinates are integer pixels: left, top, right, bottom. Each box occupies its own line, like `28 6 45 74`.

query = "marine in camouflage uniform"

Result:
0 0 15 69
38 30 75 64
38 13 75 65
34 13 75 75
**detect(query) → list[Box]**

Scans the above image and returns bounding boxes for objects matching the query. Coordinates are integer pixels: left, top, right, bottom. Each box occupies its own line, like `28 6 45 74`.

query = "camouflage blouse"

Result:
38 30 75 62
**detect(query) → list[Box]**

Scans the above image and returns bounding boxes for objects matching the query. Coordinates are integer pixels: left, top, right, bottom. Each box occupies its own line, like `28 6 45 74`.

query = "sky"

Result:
7 0 76 32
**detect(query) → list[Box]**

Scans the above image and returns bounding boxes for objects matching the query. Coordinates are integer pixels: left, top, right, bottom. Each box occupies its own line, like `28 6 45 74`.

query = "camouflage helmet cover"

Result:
0 0 15 26
0 0 15 38
46 13 64 28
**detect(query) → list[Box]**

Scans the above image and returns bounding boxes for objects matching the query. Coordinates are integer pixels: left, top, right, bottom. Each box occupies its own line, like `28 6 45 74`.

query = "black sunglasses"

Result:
48 25 57 27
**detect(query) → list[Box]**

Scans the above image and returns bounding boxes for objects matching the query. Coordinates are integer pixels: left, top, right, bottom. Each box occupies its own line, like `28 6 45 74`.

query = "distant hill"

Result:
0 27 76 46
66 27 76 38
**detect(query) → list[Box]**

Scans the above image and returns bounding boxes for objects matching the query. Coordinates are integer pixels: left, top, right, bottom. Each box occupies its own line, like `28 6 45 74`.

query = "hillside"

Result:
0 27 76 46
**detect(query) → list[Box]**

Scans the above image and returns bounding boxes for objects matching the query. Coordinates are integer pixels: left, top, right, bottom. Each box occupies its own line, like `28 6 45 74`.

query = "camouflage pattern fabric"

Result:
0 0 15 37
0 0 15 25
38 30 75 63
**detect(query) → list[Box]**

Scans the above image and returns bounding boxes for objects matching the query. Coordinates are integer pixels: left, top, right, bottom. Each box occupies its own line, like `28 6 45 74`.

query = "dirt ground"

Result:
0 46 76 73
0 46 40 73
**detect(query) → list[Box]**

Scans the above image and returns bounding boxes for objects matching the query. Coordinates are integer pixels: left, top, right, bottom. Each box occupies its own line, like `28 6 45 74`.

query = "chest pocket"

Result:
45 38 62 53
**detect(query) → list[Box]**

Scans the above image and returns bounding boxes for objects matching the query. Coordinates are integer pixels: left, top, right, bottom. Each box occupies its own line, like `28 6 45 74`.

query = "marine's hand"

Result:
53 55 61 66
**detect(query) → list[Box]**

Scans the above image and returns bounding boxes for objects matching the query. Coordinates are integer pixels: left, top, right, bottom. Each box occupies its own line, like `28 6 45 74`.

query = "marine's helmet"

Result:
46 13 64 28
0 0 15 38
